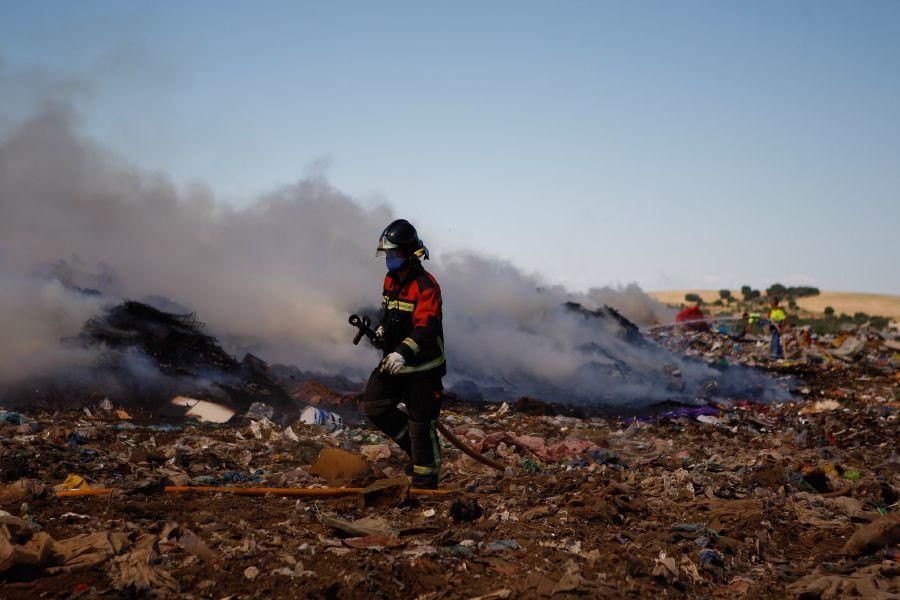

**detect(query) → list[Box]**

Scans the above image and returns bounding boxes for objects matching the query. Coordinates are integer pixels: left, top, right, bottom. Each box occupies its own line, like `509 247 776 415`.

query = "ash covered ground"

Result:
1 305 898 599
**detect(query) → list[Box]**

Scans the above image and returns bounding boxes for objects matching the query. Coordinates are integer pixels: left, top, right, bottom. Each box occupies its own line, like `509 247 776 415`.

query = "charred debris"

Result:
2 301 347 423
5 298 790 423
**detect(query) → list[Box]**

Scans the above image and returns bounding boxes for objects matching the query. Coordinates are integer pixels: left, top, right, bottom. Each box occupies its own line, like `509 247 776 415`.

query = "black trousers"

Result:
361 369 443 476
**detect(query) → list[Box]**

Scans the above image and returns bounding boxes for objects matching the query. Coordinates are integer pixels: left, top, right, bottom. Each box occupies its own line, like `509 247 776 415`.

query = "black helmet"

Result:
376 219 428 260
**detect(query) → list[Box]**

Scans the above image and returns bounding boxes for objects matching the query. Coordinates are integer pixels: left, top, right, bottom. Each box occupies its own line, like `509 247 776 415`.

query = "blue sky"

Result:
2 1 899 293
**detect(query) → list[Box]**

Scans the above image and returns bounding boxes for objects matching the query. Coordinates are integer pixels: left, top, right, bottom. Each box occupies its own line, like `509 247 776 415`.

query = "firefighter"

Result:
362 219 446 489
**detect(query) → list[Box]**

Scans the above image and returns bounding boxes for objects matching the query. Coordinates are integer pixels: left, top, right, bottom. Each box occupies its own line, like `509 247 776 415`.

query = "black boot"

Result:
408 420 440 489
411 471 439 490
365 411 412 457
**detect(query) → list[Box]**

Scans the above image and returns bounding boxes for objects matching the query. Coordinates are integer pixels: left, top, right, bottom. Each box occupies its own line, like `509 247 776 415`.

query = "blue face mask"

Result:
386 253 407 272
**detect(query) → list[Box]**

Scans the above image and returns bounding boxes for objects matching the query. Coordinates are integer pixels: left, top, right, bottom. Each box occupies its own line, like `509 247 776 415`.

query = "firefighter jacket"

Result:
379 260 446 377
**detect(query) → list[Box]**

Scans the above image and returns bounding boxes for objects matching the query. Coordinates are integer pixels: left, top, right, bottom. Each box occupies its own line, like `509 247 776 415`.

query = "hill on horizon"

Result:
648 290 900 320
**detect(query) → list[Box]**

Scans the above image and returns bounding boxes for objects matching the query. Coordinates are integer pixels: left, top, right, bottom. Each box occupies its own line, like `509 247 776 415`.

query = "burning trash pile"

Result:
444 299 793 408
3 295 791 423
2 301 317 423
1 321 897 598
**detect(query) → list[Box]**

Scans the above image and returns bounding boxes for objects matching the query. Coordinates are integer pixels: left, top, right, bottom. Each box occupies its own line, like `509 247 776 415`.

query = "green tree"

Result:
790 286 820 298
741 285 752 301
766 283 787 298
685 293 703 304
719 289 732 301
824 306 835 317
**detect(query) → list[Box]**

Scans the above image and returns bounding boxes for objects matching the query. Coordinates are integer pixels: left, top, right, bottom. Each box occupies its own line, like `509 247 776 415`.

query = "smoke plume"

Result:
1 98 777 406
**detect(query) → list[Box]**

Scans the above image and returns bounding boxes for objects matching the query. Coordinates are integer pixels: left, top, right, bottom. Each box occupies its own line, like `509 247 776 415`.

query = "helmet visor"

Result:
379 247 408 260
375 234 399 257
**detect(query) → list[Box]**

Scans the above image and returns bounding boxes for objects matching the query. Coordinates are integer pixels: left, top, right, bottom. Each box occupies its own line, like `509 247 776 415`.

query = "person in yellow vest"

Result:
768 297 786 359
746 311 761 335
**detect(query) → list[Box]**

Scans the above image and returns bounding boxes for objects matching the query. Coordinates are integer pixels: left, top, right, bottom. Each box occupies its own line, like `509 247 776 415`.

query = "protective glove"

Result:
380 352 405 374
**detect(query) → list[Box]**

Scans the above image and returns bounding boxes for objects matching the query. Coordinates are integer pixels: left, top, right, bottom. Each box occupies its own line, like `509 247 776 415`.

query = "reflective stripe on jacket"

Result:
379 260 446 376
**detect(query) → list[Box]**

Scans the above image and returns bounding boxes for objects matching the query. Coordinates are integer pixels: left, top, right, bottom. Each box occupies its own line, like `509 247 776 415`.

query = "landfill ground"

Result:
2 328 899 599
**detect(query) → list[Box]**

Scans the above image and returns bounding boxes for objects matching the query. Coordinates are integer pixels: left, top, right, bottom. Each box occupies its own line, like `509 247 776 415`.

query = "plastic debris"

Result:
0 412 26 425
842 514 900 556
181 528 218 563
1 315 895 597
360 444 391 462
307 448 370 485
358 477 410 508
800 399 842 413
170 396 235 423
53 475 91 492
299 406 344 432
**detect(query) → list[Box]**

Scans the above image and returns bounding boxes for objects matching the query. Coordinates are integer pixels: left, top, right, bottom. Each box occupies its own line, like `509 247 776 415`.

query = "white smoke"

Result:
3 98 742 405
0 270 102 382
0 106 395 374
441 255 636 380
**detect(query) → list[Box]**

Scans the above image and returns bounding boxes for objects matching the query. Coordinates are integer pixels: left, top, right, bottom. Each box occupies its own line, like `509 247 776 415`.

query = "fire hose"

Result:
56 486 459 498
349 314 506 472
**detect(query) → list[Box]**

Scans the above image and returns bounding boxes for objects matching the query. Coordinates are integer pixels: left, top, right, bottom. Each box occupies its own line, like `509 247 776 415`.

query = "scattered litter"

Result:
0 411 26 425
246 402 275 421
307 448 370 484
358 477 410 508
470 589 512 600
282 425 300 442
800 399 841 414
54 475 90 492
59 513 91 520
299 406 344 432
484 539 521 554
360 444 391 462
842 513 900 556
1 314 895 597
106 534 179 594
449 499 484 522
170 396 236 423
696 414 723 426
181 528 218 563
343 534 404 549
321 514 395 538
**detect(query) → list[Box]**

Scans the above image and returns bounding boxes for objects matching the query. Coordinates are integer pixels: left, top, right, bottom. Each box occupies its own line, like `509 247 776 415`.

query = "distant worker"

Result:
747 311 761 333
768 297 786 359
737 311 751 338
725 311 750 340
737 311 761 338
676 302 708 332
361 219 446 489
